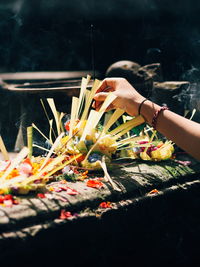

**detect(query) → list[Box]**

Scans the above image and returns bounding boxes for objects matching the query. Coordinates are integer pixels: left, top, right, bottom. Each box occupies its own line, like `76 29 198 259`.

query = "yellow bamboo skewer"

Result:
69 97 79 138
109 115 145 136
38 132 64 171
32 144 50 152
43 153 82 178
32 123 51 143
81 79 101 121
40 99 57 140
77 75 91 119
27 126 33 158
101 109 125 135
80 93 117 141
0 135 9 161
47 98 61 136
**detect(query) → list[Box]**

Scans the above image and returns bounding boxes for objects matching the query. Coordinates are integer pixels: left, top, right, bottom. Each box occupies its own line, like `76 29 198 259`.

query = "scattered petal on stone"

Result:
66 187 78 195
59 210 73 219
54 187 63 192
49 184 79 195
57 185 68 191
56 195 69 202
148 189 159 195
37 193 46 198
175 160 191 166
86 179 104 189
99 201 112 208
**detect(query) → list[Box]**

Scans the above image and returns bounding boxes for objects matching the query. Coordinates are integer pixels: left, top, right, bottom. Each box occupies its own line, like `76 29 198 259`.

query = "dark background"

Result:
1 0 200 80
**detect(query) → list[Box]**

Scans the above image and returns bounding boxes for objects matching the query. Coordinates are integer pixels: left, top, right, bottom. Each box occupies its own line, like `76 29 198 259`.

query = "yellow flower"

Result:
140 151 151 161
95 135 117 157
151 143 174 161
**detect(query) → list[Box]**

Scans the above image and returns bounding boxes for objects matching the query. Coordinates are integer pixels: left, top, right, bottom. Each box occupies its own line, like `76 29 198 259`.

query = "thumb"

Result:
93 92 109 101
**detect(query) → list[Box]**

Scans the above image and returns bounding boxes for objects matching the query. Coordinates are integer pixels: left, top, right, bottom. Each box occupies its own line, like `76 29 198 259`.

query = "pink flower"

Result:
19 162 33 175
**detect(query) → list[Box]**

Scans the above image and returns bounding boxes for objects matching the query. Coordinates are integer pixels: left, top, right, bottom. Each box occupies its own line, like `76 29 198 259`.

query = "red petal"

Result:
37 193 46 198
66 187 78 195
99 201 112 208
64 121 70 131
59 210 72 219
148 189 159 195
4 194 13 200
86 179 104 189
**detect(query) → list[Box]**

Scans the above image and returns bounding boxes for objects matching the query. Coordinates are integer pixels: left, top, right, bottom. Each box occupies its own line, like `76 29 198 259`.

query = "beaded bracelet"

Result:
138 98 148 115
152 106 169 130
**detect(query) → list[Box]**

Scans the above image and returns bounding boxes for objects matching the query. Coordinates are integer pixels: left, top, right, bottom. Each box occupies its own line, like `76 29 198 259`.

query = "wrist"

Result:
138 98 148 115
126 96 146 117
139 100 161 125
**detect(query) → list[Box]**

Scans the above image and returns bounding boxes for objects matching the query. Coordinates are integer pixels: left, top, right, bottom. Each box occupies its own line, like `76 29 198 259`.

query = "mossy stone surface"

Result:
0 154 199 233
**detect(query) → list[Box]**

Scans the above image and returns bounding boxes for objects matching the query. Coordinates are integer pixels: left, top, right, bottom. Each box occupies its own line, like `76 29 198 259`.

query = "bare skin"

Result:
93 78 200 161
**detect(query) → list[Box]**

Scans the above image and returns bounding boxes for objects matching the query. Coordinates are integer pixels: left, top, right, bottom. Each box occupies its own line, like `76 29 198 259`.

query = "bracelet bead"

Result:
152 106 169 130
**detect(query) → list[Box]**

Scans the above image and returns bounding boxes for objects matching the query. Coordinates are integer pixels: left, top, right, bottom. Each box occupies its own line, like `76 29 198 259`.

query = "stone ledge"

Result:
0 154 199 234
0 177 199 266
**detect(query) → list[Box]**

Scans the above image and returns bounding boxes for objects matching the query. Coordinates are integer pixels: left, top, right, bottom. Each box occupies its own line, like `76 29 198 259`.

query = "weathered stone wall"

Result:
0 153 200 266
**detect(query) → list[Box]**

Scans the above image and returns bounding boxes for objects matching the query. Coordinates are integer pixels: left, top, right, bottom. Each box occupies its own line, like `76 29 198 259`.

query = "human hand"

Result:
93 78 145 116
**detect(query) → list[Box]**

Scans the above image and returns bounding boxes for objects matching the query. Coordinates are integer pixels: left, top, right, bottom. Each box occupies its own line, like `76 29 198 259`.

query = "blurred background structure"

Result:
0 0 200 80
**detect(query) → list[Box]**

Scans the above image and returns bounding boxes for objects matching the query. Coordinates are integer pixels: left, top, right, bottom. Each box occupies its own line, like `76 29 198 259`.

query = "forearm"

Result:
140 100 200 160
93 78 200 160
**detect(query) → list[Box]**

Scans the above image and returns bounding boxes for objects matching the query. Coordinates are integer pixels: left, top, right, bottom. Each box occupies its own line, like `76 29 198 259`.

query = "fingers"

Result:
95 78 117 94
92 101 115 112
93 92 109 101
93 78 126 111
92 92 109 110
95 79 109 94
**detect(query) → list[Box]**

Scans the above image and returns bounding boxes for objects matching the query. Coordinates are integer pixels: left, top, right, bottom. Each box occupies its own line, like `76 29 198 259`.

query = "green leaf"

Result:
132 123 146 136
